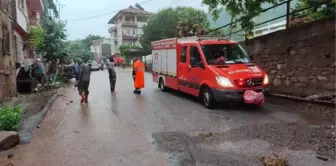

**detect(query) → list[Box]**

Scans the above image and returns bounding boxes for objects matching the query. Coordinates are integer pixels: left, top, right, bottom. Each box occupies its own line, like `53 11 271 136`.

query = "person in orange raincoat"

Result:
132 57 145 94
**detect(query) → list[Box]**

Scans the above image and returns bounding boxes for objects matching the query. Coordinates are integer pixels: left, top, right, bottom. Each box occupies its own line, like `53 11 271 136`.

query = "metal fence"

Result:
208 0 334 41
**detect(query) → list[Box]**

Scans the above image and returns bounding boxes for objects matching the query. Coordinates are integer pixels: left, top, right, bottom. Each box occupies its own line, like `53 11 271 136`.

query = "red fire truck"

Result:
151 36 269 109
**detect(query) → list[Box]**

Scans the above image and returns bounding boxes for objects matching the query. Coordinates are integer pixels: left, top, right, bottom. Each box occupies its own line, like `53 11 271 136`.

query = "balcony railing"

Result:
121 21 137 27
122 34 138 40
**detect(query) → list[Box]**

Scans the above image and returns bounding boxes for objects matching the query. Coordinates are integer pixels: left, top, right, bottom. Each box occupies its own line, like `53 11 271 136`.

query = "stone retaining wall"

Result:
245 18 335 96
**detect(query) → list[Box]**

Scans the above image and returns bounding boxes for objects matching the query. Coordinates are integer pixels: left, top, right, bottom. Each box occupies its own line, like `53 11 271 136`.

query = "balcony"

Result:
122 34 138 40
27 0 44 13
29 18 39 25
121 21 137 27
108 26 116 33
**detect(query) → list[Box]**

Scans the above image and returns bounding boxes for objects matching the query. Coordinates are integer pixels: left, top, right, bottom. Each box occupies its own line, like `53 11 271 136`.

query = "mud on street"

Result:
2 70 335 166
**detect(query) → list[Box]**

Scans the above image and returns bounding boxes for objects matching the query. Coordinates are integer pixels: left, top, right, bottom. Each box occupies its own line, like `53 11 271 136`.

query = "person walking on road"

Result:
132 57 145 94
108 56 117 93
78 60 91 103
74 61 79 87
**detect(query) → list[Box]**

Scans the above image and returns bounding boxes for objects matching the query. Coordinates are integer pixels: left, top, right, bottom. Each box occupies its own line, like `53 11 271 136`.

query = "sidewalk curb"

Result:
18 87 63 144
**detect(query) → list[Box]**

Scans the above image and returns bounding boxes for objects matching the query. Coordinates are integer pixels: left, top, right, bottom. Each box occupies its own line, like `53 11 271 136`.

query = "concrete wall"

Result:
246 18 335 96
0 9 17 101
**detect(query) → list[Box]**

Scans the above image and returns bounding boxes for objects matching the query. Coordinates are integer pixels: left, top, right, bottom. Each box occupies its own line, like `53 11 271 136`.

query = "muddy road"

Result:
4 69 335 166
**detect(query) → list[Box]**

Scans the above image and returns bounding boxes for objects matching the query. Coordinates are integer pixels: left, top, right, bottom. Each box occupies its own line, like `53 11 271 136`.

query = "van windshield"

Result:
201 44 250 65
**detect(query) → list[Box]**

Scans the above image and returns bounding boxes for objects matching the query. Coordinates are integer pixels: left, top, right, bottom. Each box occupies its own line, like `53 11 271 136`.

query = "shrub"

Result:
0 104 23 131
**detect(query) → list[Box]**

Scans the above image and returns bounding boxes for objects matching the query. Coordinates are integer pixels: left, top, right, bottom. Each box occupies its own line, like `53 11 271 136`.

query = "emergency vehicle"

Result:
151 36 269 109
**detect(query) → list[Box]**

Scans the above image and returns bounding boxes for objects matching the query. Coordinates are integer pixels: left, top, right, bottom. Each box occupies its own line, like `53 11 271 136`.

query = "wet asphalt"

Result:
7 69 335 166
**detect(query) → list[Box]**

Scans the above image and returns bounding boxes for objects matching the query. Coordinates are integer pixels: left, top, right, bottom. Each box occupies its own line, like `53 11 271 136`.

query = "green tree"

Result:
68 40 94 62
66 34 104 63
292 0 335 20
34 19 68 62
29 25 44 51
202 0 284 33
119 45 143 61
81 34 104 48
140 7 209 54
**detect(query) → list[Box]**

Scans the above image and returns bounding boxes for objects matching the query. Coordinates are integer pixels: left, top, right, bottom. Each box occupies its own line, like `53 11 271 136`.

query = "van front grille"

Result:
233 78 263 87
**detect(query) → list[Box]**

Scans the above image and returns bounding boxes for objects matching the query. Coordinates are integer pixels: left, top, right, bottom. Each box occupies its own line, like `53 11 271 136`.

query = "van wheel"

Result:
201 87 216 109
159 78 166 92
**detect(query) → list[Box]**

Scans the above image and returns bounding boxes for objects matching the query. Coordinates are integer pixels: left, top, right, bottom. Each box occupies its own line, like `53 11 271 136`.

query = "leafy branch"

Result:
202 0 285 33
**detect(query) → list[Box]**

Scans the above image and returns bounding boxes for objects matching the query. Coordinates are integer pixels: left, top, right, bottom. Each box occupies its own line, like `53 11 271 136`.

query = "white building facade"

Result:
107 6 152 55
14 0 44 67
90 39 111 62
14 0 29 66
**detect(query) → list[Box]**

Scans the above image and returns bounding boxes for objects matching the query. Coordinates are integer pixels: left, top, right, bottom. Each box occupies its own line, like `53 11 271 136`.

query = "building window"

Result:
133 29 136 35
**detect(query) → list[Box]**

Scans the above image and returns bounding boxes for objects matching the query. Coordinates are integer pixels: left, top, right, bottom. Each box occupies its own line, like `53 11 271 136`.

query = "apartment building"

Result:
13 0 58 68
107 5 152 55
12 0 45 68
13 0 30 66
43 0 59 20
90 39 111 62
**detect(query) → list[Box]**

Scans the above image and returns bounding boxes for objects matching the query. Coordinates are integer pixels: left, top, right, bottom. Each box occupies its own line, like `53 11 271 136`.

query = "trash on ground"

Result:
261 153 288 166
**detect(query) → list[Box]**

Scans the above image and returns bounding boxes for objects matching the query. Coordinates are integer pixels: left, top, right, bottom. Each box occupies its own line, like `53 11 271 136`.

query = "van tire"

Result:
201 86 216 109
159 78 166 92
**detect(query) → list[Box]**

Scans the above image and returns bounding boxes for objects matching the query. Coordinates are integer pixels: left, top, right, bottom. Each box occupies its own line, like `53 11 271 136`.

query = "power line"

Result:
70 0 156 21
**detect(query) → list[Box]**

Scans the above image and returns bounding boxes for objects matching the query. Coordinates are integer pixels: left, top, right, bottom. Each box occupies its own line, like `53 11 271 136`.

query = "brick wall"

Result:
245 18 335 96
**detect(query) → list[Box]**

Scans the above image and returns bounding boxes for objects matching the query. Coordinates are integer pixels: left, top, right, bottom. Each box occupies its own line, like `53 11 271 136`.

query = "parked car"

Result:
89 60 100 71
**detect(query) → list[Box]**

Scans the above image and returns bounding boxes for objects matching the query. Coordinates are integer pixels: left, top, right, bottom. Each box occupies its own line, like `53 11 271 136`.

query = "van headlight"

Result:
263 74 269 85
216 76 233 87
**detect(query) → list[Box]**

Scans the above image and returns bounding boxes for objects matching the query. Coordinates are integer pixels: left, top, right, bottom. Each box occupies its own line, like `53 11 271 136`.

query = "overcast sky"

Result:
58 0 208 40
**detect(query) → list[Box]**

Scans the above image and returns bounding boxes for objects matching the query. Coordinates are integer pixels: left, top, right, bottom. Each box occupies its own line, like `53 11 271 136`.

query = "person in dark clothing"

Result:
74 62 79 87
108 57 117 93
78 60 91 103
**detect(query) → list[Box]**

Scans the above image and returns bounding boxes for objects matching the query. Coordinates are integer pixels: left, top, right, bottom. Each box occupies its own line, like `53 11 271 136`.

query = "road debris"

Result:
316 155 329 161
7 154 13 159
199 132 213 137
261 154 288 166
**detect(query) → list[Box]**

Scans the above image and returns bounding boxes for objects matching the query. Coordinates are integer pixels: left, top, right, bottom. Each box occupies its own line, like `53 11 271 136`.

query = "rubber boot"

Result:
80 94 85 103
84 94 88 103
